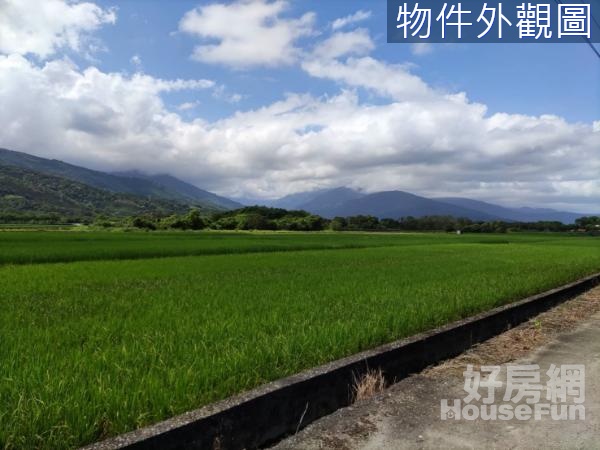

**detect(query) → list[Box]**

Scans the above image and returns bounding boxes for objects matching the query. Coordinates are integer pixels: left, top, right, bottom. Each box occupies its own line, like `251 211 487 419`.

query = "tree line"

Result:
105 206 600 234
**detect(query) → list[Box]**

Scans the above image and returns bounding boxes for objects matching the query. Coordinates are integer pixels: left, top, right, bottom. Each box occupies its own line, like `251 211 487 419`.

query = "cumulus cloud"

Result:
0 6 598 211
302 55 432 101
312 29 375 60
0 51 598 211
0 0 116 58
331 10 372 30
179 0 315 68
303 29 432 102
0 54 215 166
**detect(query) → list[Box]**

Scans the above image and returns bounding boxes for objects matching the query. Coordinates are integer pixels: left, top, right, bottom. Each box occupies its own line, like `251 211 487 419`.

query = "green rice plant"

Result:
0 233 599 448
0 230 592 266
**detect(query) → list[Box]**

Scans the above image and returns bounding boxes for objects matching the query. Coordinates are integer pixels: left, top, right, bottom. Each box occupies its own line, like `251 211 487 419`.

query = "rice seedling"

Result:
0 232 599 448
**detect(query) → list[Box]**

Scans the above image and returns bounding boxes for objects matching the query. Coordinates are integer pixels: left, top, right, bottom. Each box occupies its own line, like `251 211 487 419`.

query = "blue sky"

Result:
90 0 599 122
0 0 599 211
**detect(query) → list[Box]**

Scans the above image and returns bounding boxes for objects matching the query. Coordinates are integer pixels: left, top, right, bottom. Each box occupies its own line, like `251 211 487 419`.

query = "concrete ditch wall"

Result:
85 273 600 450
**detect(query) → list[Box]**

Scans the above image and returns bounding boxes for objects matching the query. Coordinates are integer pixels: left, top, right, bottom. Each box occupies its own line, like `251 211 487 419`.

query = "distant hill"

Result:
316 190 499 220
236 187 362 211
0 148 238 210
263 187 591 223
294 187 365 217
437 197 588 224
115 171 242 210
268 188 340 210
2 148 592 224
265 188 497 220
0 164 192 220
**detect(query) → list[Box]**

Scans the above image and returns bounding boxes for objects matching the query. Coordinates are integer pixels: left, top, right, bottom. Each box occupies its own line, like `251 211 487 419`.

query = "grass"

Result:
353 369 386 402
0 230 426 265
0 229 593 266
1 232 599 448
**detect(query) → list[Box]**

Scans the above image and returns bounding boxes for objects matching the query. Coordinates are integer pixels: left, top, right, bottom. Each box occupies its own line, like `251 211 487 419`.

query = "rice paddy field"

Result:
1 231 600 449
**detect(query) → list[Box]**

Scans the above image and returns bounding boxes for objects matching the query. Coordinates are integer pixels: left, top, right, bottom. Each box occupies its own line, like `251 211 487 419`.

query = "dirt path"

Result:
274 285 600 450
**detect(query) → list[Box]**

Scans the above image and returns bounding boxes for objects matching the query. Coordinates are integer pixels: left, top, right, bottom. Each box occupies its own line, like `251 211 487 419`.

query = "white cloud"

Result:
130 54 142 70
229 93 243 103
411 43 433 56
312 29 374 60
0 54 214 166
0 52 598 211
179 0 315 68
0 9 597 210
212 85 244 103
0 0 116 58
178 101 200 111
302 56 432 101
304 29 432 102
331 10 372 30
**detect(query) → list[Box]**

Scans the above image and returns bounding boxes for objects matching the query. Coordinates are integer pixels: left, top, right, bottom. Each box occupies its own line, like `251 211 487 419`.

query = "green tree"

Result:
347 215 379 231
131 216 157 230
238 213 275 230
330 216 347 231
186 209 206 230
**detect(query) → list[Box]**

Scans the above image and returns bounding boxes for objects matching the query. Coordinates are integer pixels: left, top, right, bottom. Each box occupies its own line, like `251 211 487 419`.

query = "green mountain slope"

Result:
116 171 242 210
0 148 238 210
0 164 196 221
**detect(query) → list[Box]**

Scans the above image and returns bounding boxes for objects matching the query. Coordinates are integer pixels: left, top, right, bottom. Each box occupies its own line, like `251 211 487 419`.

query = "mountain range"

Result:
0 148 241 209
0 147 594 223
434 197 587 224
0 164 192 219
247 187 593 224
0 148 241 219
